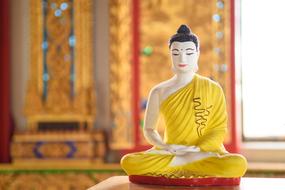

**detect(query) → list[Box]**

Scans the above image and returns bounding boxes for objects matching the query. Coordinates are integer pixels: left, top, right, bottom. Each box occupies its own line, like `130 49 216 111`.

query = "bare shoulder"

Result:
148 78 175 97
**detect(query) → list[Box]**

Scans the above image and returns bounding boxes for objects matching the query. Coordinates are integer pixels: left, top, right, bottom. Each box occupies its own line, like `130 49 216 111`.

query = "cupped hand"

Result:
169 144 200 152
162 144 201 155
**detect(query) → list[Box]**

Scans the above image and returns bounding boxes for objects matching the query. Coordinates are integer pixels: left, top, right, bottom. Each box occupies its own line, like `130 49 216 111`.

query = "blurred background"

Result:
1 0 285 189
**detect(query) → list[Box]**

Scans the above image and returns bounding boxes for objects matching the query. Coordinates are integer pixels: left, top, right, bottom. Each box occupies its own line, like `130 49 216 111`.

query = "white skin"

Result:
143 41 220 165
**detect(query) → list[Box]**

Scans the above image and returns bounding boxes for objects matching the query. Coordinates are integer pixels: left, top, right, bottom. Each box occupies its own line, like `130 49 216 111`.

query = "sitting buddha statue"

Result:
121 24 247 186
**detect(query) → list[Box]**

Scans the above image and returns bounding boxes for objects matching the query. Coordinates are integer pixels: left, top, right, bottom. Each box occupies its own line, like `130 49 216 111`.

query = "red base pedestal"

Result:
129 175 240 186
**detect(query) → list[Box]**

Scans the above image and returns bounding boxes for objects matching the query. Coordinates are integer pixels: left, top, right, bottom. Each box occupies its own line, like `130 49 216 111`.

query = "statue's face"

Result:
170 41 199 73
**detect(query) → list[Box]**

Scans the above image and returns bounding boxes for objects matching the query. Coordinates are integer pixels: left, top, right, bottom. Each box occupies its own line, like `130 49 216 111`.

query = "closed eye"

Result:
172 53 179 56
186 53 194 55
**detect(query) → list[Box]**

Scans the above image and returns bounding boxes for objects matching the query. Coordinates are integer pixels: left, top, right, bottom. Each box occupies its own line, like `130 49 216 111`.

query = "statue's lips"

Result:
178 64 188 67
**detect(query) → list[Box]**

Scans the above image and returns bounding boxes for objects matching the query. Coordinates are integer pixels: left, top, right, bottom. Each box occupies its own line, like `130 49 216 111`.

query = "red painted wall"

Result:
132 0 141 147
226 0 239 153
0 0 11 163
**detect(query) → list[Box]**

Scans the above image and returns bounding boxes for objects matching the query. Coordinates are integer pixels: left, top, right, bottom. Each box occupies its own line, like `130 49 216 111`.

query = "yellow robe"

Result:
121 74 247 178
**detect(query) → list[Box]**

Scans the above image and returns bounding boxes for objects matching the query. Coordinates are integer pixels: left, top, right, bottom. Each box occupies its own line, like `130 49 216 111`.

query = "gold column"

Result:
109 0 133 149
24 0 43 127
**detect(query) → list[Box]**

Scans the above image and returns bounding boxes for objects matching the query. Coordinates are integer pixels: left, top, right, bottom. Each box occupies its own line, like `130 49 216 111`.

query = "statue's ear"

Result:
197 50 200 57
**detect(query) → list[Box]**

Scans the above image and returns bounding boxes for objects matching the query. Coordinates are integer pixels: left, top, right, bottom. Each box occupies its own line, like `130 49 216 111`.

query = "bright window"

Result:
241 0 285 139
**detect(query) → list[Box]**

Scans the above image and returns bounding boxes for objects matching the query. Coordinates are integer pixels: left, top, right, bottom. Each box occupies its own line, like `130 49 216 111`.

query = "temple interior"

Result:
1 0 285 189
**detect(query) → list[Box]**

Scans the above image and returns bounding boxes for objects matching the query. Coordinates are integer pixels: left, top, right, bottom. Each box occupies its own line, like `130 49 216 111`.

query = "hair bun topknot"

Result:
177 24 191 35
168 24 199 50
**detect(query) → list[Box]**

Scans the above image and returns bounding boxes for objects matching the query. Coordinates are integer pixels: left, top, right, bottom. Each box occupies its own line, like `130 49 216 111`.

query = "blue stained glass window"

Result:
216 1 224 9
54 9 62 17
43 73 49 81
42 41 48 49
50 2 57 9
69 35 76 47
212 14 221 22
60 2 68 10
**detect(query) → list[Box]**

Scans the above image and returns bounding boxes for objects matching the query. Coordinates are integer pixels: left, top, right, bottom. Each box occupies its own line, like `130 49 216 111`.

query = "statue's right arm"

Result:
143 88 169 150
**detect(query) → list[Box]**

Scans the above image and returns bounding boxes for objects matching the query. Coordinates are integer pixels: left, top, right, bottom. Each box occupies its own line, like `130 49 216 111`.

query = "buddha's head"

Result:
169 24 199 74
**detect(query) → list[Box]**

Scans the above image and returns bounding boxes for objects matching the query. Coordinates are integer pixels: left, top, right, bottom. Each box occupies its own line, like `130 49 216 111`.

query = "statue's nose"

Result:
180 53 187 63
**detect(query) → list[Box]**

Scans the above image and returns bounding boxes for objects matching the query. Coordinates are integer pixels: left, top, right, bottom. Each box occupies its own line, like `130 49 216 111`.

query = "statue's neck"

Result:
174 71 195 85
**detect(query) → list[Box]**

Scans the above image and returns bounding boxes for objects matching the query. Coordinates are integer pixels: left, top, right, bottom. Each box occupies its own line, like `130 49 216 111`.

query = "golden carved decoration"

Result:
11 131 106 162
24 0 96 130
109 0 133 149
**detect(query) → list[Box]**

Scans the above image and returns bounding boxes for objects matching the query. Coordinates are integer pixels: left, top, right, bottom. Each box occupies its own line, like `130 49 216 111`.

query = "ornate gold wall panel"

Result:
109 0 133 149
24 0 96 130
